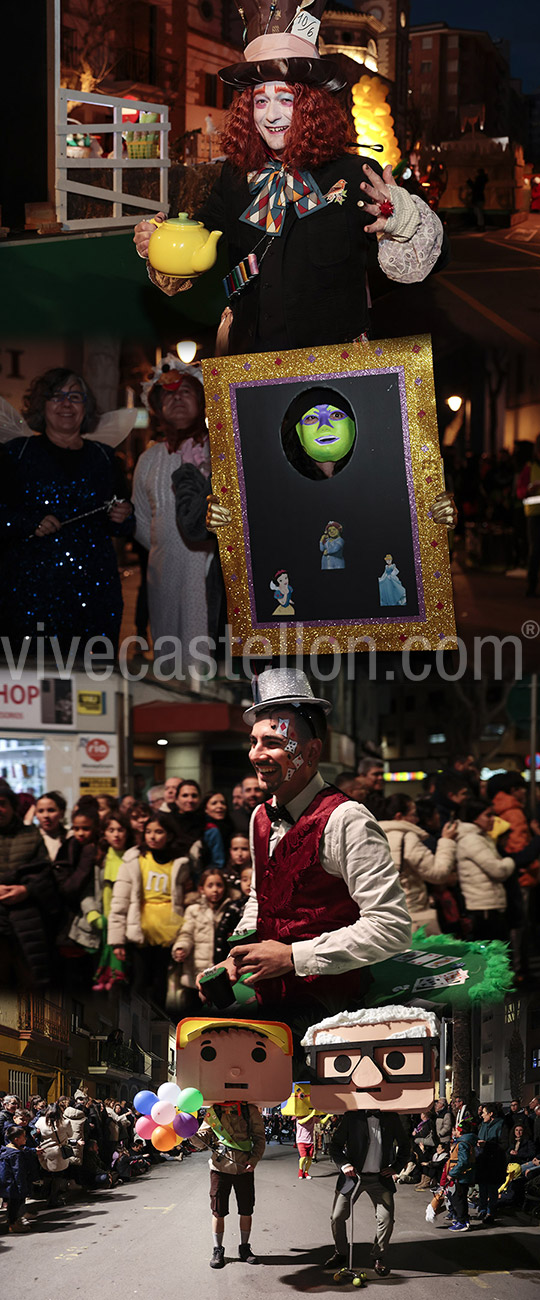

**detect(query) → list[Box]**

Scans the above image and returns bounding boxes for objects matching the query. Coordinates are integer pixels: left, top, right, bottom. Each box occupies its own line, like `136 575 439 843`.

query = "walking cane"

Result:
334 1179 368 1287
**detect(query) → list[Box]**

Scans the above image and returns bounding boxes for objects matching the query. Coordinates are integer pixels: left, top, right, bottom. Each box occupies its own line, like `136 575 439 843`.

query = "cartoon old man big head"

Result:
176 1017 293 1107
302 1006 438 1113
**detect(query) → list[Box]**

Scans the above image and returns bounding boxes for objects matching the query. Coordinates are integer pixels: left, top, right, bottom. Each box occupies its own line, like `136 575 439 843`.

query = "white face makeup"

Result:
253 82 295 152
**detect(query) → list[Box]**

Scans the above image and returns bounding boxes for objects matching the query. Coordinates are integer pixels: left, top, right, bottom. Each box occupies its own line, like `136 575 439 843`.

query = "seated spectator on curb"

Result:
507 1123 536 1166
81 1137 112 1189
502 1099 532 1140
412 1108 437 1190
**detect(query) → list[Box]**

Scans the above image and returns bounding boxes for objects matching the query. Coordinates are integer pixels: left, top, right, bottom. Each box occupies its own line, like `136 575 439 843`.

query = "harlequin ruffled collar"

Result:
240 163 328 235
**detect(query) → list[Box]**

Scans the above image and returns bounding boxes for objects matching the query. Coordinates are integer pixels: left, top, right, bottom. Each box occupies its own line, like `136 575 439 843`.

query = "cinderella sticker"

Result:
379 554 407 606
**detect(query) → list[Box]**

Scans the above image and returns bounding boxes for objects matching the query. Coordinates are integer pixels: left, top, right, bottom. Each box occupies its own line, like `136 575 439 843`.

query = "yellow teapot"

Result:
148 212 222 279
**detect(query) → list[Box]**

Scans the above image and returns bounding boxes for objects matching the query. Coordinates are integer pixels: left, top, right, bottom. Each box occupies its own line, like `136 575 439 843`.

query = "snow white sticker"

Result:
270 570 295 616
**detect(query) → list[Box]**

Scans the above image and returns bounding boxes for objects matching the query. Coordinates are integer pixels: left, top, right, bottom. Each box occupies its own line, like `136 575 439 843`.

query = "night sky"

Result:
409 1 540 92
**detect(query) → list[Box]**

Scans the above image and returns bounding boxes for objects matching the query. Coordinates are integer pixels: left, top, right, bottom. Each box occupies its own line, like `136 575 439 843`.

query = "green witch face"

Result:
296 403 356 463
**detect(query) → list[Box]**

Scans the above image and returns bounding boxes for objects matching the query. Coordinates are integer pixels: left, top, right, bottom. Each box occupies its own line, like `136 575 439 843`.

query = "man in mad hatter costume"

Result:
134 0 449 357
212 668 411 1023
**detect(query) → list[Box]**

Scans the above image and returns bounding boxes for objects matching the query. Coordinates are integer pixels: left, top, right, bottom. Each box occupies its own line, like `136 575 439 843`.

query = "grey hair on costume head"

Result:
301 1005 440 1048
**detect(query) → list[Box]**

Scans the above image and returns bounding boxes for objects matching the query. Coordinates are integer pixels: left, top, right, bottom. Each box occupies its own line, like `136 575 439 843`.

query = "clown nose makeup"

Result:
297 404 356 463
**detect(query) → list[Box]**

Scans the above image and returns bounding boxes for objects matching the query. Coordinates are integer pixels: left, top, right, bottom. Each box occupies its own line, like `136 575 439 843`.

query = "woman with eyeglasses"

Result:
0 368 134 655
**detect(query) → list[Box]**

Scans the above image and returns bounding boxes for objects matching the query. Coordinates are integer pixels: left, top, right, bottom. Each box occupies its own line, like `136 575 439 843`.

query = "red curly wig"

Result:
220 84 351 172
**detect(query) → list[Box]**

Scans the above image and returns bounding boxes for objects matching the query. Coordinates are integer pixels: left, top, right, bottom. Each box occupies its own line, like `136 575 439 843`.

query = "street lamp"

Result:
176 340 197 364
447 395 463 412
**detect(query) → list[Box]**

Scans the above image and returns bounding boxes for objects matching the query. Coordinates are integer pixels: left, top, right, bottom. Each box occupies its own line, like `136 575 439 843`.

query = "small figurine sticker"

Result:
320 521 345 570
270 569 295 616
379 554 407 606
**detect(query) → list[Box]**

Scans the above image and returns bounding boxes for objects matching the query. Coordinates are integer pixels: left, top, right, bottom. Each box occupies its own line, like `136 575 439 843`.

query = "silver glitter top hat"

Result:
243 667 332 723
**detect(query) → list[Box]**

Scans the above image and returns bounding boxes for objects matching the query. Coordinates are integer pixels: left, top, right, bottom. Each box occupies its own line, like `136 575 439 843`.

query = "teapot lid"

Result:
164 212 202 227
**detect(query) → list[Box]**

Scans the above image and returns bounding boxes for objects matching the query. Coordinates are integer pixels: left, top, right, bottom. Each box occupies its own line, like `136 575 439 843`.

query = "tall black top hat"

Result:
219 1 347 92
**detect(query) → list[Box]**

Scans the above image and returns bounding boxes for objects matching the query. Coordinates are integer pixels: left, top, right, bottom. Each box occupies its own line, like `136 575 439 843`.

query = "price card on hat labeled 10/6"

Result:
291 9 321 44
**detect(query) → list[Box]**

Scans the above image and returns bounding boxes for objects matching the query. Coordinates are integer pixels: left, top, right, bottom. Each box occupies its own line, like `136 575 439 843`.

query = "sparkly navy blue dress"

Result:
0 435 134 652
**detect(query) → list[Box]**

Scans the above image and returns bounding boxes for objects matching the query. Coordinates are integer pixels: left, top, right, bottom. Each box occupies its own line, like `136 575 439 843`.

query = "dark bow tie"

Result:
264 802 295 827
365 1111 380 1119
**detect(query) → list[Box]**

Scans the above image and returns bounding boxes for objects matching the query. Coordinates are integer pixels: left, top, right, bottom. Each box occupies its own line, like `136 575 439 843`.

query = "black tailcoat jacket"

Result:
196 155 449 354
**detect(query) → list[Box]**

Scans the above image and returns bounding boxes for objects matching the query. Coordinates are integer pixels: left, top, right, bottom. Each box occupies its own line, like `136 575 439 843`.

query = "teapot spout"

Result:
191 229 222 273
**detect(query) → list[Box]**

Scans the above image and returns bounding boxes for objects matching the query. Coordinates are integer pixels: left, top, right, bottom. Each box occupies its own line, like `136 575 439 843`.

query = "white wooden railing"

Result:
56 87 170 232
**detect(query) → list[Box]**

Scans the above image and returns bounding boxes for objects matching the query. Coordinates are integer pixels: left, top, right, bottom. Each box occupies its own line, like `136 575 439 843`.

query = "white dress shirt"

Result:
360 1116 383 1173
244 772 412 979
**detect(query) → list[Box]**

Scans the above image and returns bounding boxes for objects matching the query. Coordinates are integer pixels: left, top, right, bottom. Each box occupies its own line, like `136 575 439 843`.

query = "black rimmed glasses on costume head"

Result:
305 1036 437 1087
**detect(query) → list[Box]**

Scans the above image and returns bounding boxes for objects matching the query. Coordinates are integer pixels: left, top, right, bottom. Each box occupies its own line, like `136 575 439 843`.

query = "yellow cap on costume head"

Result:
176 1017 293 1057
281 1082 312 1117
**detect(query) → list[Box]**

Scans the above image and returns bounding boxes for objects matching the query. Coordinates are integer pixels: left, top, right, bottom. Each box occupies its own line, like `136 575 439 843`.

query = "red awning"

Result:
132 699 248 737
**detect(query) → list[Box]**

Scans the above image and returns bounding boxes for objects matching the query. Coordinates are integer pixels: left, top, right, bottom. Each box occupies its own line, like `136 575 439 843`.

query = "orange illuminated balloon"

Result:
151 1124 177 1152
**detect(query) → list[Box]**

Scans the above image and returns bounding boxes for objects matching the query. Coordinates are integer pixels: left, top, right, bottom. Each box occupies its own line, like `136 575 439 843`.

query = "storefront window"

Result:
0 736 46 797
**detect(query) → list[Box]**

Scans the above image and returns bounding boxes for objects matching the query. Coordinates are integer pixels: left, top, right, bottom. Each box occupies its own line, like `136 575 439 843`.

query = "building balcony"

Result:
61 32 178 93
88 1036 149 1080
18 996 70 1044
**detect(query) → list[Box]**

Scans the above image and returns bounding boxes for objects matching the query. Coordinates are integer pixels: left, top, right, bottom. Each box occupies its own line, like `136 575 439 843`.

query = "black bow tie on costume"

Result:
365 1111 380 1119
264 802 295 827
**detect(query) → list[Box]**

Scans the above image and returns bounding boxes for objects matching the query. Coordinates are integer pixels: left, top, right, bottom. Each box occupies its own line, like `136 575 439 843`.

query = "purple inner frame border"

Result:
229 365 427 629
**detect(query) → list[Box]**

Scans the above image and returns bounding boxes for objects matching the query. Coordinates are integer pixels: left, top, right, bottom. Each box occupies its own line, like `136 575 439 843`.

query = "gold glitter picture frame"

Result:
202 335 457 655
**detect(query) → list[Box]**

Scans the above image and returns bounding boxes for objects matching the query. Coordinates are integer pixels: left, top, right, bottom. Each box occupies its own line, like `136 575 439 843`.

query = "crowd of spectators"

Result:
0 1087 191 1234
3 1080 540 1237
335 754 540 982
2 750 539 1003
393 1093 540 1231
0 773 259 1009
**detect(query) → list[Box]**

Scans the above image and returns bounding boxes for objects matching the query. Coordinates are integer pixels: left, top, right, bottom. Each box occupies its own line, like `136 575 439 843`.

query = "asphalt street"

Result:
370 225 540 354
3 1144 540 1300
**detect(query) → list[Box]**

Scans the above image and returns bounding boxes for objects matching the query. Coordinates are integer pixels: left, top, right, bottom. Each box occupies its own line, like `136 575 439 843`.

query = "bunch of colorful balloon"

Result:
133 1082 203 1152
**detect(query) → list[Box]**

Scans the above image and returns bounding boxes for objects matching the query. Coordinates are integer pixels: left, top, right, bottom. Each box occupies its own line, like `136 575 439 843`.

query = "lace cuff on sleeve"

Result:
146 262 193 296
377 195 444 284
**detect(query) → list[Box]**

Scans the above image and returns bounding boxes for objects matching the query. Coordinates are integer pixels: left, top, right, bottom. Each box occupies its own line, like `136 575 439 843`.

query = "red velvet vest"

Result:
252 786 369 1010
